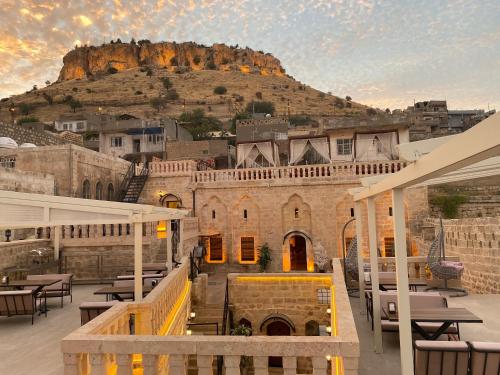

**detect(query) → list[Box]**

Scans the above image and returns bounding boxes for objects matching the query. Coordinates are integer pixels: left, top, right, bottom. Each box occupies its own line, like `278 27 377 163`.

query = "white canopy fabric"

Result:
236 141 279 168
289 137 331 165
355 132 398 161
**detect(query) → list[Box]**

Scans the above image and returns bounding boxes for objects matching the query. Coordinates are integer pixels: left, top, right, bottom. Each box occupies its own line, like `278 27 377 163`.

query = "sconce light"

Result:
156 220 167 239
190 312 196 319
326 326 332 333
326 308 331 315
186 329 192 335
325 355 332 361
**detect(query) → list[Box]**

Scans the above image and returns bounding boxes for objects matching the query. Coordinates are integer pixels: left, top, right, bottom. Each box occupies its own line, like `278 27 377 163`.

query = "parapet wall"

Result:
0 122 71 146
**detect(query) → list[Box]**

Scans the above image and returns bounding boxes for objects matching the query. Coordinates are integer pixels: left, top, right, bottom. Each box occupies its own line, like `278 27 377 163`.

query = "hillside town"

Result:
0 3 499 375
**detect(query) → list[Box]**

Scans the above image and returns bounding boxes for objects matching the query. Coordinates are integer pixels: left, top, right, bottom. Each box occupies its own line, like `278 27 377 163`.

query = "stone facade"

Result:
0 144 130 198
140 161 427 272
0 239 53 277
0 166 54 195
416 218 500 294
0 122 73 146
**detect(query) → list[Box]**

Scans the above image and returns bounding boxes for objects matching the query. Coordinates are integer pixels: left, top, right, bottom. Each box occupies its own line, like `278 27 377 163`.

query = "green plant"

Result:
213 86 227 95
68 99 82 112
257 243 272 272
170 56 178 66
193 55 201 65
255 91 263 99
107 67 118 74
178 109 222 140
245 101 275 115
230 112 250 133
231 324 252 370
430 195 467 219
18 116 39 124
42 92 53 105
150 97 166 113
206 61 216 70
161 77 173 90
165 89 179 100
18 103 34 115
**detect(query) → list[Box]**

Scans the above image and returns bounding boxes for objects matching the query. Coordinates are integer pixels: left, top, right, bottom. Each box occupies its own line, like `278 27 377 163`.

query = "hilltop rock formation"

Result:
58 41 286 81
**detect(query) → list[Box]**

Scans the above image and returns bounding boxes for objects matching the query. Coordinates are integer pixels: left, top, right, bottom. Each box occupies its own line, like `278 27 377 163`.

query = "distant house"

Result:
54 116 88 133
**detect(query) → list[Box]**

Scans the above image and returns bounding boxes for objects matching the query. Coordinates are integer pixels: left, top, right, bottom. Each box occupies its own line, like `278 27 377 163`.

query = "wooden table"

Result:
382 307 483 340
366 277 427 291
94 285 153 301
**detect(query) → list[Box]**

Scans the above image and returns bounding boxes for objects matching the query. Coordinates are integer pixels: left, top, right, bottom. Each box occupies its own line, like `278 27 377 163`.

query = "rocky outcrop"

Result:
58 41 286 81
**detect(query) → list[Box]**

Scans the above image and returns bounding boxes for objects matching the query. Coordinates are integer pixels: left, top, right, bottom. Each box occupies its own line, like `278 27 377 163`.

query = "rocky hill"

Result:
58 41 285 81
0 42 368 124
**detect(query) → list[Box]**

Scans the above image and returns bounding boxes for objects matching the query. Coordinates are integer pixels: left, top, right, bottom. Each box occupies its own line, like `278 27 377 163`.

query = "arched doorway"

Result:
290 235 307 271
266 321 291 367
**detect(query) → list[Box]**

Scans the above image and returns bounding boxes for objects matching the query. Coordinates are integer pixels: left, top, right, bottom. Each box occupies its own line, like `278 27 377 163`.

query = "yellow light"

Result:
326 308 331 314
236 276 332 283
156 220 167 239
326 326 332 333
190 312 196 319
186 329 192 335
326 355 332 361
158 280 191 335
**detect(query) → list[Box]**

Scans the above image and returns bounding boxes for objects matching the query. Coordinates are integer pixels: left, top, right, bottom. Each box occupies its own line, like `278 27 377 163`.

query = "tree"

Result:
146 67 153 78
345 96 352 102
161 77 173 90
179 109 222 140
130 38 136 45
165 89 179 100
42 92 53 105
170 56 178 66
334 97 345 109
213 86 227 95
45 80 51 86
18 103 34 115
366 108 377 116
385 108 391 114
245 101 275 115
150 97 166 113
255 91 263 99
193 55 201 65
32 85 37 91
107 67 118 74
68 99 82 112
206 61 216 70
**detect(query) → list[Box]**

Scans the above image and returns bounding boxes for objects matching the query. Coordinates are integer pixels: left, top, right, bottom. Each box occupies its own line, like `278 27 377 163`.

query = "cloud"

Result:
0 0 498 110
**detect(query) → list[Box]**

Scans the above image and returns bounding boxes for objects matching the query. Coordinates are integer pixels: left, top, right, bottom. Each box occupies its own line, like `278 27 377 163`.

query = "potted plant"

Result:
258 243 272 272
231 324 252 374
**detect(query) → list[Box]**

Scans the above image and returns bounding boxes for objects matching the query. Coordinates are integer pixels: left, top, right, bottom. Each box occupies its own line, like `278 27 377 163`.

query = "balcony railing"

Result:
149 160 198 176
192 161 407 184
61 258 360 375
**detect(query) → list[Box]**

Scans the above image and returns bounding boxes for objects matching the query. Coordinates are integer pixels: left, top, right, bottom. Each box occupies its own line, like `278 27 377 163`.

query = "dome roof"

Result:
19 143 37 148
0 137 18 149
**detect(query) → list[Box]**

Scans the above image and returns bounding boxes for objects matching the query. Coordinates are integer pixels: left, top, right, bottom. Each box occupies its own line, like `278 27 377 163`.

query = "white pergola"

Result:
0 190 188 301
350 112 500 375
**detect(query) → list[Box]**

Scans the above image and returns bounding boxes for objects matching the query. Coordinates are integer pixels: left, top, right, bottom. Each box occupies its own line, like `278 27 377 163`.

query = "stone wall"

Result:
0 122 72 146
228 273 331 336
0 166 55 194
0 239 53 277
0 144 130 197
424 217 499 294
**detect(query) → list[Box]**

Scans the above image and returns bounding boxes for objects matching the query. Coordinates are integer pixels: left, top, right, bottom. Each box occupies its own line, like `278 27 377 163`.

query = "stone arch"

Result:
107 183 114 201
282 230 314 272
200 195 228 263
281 194 312 235
82 179 91 199
335 193 356 258
160 193 183 208
259 313 296 334
95 181 103 200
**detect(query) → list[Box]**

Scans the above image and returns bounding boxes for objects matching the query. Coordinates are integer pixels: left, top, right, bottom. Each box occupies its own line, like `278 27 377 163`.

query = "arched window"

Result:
82 180 91 199
95 181 103 200
107 183 115 201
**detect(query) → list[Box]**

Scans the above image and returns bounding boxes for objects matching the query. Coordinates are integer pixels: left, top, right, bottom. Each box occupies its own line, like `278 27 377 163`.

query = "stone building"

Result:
0 144 130 199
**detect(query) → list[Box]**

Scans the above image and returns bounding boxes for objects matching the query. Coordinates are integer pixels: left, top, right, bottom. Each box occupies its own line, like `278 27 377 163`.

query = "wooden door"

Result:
267 321 291 367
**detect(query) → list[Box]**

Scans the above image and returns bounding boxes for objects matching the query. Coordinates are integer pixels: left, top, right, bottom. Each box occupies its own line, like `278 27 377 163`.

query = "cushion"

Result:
469 341 500 375
414 340 469 375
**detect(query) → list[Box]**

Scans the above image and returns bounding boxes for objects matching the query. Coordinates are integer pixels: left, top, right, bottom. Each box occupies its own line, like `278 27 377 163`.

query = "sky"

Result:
0 0 499 110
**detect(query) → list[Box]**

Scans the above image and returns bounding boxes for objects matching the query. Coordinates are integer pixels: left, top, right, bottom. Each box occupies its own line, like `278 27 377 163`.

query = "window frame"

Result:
336 138 353 156
110 136 123 147
240 236 256 263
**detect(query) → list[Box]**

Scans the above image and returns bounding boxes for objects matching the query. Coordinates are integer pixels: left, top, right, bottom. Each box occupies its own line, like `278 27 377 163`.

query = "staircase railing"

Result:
117 162 136 201
217 279 230 375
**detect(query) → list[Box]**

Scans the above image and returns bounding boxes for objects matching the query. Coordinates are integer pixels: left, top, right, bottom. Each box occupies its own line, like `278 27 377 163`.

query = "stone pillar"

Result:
142 354 159 375
115 354 132 375
253 356 269 375
63 353 80 375
134 222 143 302
224 355 241 375
196 355 213 375
283 356 297 375
53 226 61 261
311 356 328 375
168 354 186 374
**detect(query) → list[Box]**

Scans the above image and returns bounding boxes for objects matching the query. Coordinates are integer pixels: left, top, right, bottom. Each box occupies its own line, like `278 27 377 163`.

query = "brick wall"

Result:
0 166 54 194
0 239 53 276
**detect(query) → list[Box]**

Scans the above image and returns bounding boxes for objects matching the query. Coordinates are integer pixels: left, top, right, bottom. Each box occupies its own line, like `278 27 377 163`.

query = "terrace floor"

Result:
0 284 499 375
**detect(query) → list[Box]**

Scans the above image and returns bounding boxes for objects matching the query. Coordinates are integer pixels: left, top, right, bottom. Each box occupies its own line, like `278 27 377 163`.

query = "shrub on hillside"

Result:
193 55 201 65
213 86 227 95
165 89 179 100
18 116 39 124
255 91 263 100
245 101 275 115
206 61 216 70
18 103 34 115
107 67 118 74
161 77 173 90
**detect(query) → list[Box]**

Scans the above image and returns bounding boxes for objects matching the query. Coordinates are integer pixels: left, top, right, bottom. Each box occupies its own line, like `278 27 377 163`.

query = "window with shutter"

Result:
209 236 223 261
240 237 255 262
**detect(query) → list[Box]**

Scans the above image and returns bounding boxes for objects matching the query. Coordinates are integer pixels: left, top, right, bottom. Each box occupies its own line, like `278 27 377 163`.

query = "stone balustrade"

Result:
149 159 198 176
61 258 360 374
192 160 407 184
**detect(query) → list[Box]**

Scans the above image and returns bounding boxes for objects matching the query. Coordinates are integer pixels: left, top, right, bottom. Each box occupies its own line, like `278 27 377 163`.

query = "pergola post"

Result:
392 188 413 375
166 220 173 272
178 219 184 257
354 201 366 315
53 225 61 261
367 197 383 353
134 222 143 302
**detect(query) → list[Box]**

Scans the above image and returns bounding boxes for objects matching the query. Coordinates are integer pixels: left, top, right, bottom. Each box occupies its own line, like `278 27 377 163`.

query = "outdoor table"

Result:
94 285 154 301
382 307 483 340
126 263 167 274
366 277 427 291
116 274 165 281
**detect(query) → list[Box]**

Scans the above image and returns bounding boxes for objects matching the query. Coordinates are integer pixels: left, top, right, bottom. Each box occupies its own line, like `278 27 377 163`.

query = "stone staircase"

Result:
121 174 148 203
189 303 224 335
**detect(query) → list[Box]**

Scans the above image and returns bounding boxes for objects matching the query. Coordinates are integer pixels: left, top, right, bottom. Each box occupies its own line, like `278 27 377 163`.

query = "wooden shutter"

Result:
209 236 223 261
384 237 395 257
240 237 255 262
